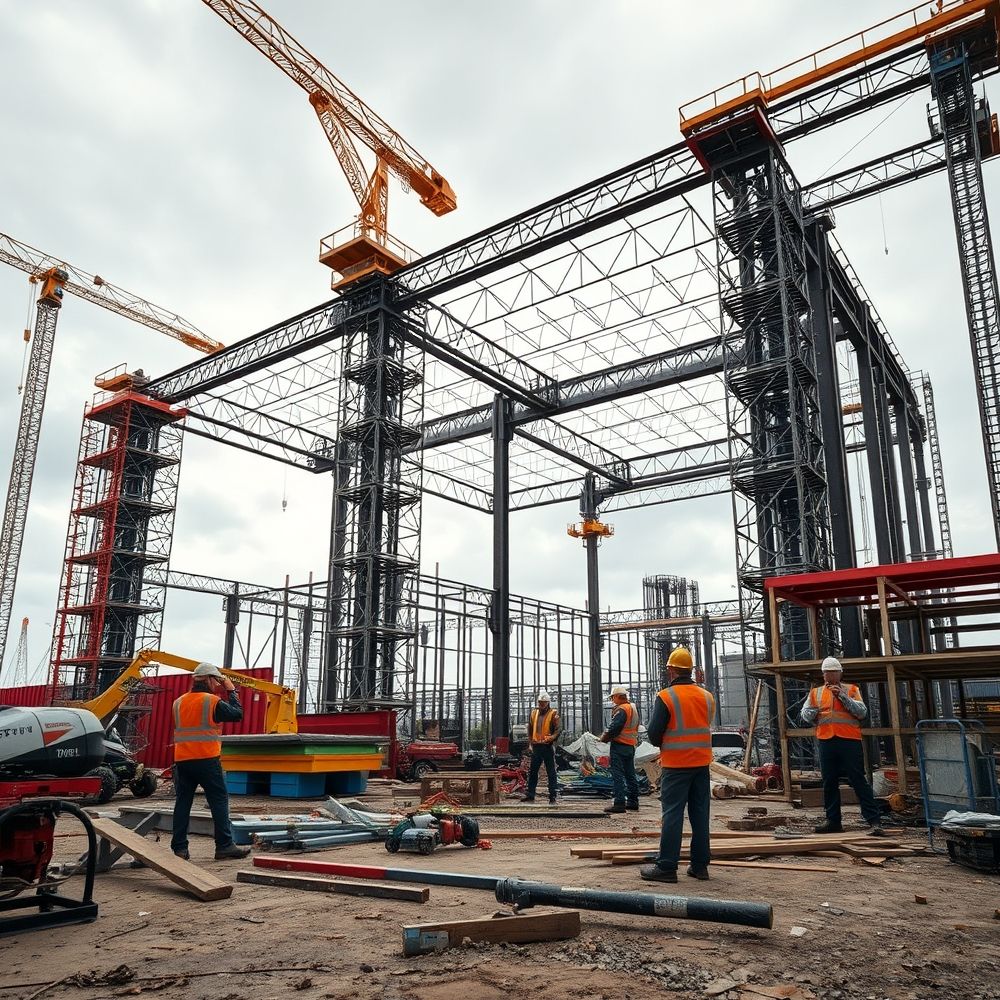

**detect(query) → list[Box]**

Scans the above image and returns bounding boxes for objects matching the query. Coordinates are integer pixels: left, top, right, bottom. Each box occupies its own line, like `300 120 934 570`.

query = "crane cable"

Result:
17 279 35 395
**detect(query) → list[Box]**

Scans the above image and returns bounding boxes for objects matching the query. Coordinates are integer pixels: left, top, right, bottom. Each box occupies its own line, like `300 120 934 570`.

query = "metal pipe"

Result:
251 859 773 929
496 877 773 929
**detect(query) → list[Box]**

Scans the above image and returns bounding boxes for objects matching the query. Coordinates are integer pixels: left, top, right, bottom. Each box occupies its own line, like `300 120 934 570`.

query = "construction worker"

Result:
800 656 884 836
600 684 640 814
170 662 251 861
523 691 560 804
640 647 715 884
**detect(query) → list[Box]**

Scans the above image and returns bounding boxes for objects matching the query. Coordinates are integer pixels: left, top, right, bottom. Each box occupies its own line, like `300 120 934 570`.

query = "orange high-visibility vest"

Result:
172 692 222 761
809 685 863 741
529 707 558 744
612 702 639 746
659 683 715 768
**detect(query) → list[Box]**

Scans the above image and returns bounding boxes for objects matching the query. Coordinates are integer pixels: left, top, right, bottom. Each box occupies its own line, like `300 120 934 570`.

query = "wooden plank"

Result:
743 680 764 772
402 908 580 956
774 672 793 802
88 816 232 902
236 870 428 902
885 662 909 793
488 829 663 839
712 859 838 873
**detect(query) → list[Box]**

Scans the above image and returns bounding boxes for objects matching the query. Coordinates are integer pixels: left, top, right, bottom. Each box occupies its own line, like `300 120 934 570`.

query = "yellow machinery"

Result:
72 649 299 735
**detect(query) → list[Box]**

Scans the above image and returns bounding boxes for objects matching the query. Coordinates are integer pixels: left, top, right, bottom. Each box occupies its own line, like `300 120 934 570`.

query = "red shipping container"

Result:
0 669 273 770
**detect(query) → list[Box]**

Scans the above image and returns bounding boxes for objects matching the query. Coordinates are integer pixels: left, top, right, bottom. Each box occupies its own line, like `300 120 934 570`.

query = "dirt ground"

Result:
1 787 998 1000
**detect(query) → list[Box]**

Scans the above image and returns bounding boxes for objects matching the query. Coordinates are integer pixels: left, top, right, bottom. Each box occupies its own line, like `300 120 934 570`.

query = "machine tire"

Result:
411 760 438 780
385 837 400 853
459 816 481 848
129 770 158 798
86 766 118 804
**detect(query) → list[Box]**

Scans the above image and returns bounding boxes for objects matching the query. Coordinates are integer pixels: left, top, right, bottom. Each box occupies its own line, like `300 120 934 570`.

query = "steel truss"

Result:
930 32 1000 545
709 131 833 662
118 9 991 723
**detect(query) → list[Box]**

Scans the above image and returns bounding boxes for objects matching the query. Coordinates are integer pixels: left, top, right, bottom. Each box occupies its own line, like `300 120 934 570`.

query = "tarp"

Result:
563 731 659 763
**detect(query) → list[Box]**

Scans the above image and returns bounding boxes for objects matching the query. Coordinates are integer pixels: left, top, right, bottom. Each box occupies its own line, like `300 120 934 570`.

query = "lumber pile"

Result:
571 830 925 867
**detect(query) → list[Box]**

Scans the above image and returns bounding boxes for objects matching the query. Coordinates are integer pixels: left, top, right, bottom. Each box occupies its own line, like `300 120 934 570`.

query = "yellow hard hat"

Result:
667 647 693 670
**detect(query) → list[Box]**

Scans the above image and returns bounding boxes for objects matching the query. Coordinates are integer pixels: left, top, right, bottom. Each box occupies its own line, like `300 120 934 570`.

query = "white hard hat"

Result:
537 691 551 702
193 661 224 679
820 656 843 673
609 685 628 699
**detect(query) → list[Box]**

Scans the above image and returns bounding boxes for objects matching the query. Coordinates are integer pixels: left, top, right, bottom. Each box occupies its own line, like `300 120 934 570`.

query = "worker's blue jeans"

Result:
818 735 881 826
655 765 711 873
171 756 236 853
609 743 639 806
526 744 558 801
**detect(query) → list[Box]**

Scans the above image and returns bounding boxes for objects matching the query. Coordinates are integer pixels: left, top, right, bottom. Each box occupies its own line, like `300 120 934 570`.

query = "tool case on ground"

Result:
942 825 1000 874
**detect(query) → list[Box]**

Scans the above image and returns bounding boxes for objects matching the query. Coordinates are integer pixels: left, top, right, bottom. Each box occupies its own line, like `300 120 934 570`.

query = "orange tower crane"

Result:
0 231 223 678
199 0 457 289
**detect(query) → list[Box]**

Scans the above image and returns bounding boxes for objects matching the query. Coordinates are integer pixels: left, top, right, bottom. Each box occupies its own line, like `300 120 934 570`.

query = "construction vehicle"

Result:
74 648 299 738
384 812 480 856
0 230 223 679
198 0 455 288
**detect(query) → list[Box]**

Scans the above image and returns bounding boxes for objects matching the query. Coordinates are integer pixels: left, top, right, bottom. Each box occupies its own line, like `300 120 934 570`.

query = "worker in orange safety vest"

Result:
523 691 560 804
800 656 884 836
170 661 251 862
600 684 641 814
640 647 716 884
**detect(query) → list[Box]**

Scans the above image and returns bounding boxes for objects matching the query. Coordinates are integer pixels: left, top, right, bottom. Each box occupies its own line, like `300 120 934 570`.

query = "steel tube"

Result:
252 858 773 928
495 877 772 929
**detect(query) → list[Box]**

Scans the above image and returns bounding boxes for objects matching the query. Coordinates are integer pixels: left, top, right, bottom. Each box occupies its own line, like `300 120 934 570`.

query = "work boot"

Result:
522 796 536 803
548 797 558 806
626 800 640 811
814 820 843 834
867 824 886 837
640 865 678 884
686 865 710 881
172 849 190 861
214 844 251 860
604 802 627 814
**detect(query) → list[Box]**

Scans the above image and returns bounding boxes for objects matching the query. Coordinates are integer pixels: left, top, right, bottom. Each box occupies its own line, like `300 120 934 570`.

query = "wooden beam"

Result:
877 577 893 656
743 680 764 772
88 816 232 902
402 909 580 956
769 591 782 663
774 672 793 802
236 870 428 902
883 579 916 606
808 605 821 658
885 661 908 793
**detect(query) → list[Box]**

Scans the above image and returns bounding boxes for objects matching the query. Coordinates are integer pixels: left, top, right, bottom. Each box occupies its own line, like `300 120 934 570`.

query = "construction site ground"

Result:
2 787 999 1000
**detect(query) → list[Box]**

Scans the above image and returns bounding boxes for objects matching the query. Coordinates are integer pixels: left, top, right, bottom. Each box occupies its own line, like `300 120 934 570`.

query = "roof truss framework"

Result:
142 26 988 509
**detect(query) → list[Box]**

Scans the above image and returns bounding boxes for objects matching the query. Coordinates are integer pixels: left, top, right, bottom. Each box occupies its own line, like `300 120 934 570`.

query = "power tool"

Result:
384 812 480 855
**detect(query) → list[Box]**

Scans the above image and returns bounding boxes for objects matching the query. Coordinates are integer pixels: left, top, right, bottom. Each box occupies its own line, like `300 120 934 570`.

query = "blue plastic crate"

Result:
225 771 269 796
325 771 368 796
268 772 327 798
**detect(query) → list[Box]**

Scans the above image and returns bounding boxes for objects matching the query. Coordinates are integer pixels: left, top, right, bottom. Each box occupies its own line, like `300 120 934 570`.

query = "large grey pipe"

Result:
495 877 773 929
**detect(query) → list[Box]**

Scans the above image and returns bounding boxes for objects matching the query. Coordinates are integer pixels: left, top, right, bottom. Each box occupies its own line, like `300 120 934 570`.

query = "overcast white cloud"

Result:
0 1 995 682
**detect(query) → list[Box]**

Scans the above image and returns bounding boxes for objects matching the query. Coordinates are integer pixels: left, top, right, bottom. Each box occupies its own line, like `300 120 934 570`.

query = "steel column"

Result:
581 474 604 734
490 395 513 742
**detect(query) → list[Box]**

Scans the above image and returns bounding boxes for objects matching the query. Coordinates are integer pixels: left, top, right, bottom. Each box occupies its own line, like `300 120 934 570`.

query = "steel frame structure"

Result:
46 5 999 737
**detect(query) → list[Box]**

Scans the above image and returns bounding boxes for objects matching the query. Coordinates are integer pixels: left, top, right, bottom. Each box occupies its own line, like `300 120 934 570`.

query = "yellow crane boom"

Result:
76 649 299 735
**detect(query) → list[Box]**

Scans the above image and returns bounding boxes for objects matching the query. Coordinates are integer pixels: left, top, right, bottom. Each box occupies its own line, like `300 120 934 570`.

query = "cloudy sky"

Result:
0 1 995 683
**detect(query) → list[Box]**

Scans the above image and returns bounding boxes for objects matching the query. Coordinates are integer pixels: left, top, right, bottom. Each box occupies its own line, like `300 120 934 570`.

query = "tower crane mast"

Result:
199 0 456 288
0 233 223 678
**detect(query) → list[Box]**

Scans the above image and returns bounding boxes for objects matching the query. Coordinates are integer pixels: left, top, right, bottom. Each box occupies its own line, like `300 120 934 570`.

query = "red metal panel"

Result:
764 552 1000 605
0 683 50 708
140 668 274 769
